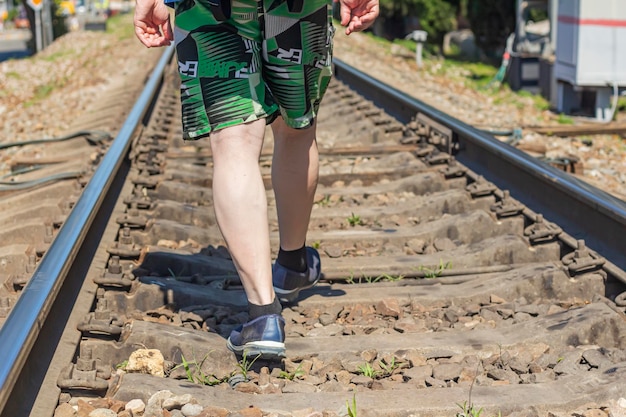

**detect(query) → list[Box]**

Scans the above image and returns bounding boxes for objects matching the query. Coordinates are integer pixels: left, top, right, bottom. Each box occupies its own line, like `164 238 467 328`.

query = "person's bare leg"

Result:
210 119 274 306
271 117 319 251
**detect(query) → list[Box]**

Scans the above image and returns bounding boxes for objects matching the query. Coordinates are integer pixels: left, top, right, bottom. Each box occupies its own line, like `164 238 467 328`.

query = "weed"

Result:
517 90 551 111
171 353 227 386
312 241 321 250
317 195 332 207
237 351 261 380
419 259 452 278
377 272 404 282
24 82 61 107
278 365 305 381
346 272 404 284
455 360 502 417
363 274 383 284
378 357 398 376
347 212 363 227
346 393 357 417
456 401 483 417
358 362 380 378
116 360 128 370
42 50 75 62
556 113 574 125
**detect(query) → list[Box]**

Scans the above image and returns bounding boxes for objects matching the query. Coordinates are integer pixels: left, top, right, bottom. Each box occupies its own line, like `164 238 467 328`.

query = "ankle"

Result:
248 296 282 319
277 245 307 272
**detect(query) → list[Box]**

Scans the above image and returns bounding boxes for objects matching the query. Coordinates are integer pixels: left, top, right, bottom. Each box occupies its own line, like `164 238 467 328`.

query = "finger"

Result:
339 2 352 27
162 19 174 42
135 28 167 48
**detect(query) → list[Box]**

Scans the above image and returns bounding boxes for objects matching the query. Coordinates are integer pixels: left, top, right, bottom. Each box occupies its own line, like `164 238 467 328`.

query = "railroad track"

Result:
1 45 626 417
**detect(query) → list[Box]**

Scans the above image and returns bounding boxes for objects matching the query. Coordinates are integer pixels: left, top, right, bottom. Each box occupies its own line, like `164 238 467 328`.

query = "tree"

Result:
467 0 515 61
377 0 457 53
413 0 456 55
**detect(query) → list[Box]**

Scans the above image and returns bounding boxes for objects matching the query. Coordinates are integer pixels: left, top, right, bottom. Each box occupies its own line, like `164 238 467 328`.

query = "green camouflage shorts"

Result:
174 0 334 139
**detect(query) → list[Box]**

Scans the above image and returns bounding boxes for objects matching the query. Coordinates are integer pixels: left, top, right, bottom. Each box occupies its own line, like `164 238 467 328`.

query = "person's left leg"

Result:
271 117 319 252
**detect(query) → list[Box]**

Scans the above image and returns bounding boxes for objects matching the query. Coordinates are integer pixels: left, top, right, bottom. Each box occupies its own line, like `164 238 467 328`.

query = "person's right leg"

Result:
210 119 274 307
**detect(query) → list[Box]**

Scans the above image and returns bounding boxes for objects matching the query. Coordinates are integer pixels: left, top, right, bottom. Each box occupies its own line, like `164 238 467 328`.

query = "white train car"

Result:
510 0 626 120
554 0 626 120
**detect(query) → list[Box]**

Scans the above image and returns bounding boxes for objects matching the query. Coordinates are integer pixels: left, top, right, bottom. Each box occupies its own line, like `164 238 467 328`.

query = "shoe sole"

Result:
274 276 320 304
227 339 286 360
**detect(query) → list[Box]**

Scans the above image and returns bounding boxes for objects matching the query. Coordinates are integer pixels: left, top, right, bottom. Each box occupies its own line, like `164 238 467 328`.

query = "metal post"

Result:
43 0 53 47
405 30 428 69
34 8 42 51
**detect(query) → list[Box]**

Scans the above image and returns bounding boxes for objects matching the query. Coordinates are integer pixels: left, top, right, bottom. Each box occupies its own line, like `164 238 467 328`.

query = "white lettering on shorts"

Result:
179 60 199 78
276 48 302 64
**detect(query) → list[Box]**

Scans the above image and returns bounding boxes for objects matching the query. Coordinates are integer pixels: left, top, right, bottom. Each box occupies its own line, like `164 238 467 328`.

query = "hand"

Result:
336 0 379 35
134 0 173 48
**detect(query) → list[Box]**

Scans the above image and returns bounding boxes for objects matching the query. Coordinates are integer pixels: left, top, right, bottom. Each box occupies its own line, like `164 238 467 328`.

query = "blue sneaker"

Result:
226 314 285 359
273 246 321 304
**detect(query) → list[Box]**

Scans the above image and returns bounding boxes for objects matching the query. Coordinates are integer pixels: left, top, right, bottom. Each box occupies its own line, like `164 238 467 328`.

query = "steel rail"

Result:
333 58 626 272
0 45 175 412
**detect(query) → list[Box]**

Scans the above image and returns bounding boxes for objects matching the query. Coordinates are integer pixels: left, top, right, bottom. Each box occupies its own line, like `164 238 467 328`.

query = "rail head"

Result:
0 45 175 412
332 58 626 271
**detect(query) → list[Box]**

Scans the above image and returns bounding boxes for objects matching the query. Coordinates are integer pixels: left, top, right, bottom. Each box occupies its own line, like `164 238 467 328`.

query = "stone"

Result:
147 390 174 408
425 376 446 388
126 348 166 377
163 394 194 410
281 381 317 393
195 406 229 417
487 368 520 384
88 409 117 417
307 323 344 337
125 399 146 414
76 399 95 417
360 349 378 362
376 299 402 318
402 364 433 381
582 409 608 417
292 408 321 417
231 407 263 417
432 363 462 381
181 403 204 416
394 317 426 333
54 403 77 417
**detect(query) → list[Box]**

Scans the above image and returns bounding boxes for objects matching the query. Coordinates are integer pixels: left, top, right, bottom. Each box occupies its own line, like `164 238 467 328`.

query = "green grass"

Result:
358 362 380 378
41 50 76 62
456 401 484 417
236 352 261 380
5 71 22 79
346 393 358 417
277 364 305 381
347 212 363 227
516 89 551 111
24 82 62 107
346 31 557 114
171 353 227 386
556 113 575 125
418 260 452 278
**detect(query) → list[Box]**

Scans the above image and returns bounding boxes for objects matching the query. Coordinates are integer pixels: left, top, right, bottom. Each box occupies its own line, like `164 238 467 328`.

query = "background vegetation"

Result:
363 0 516 63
